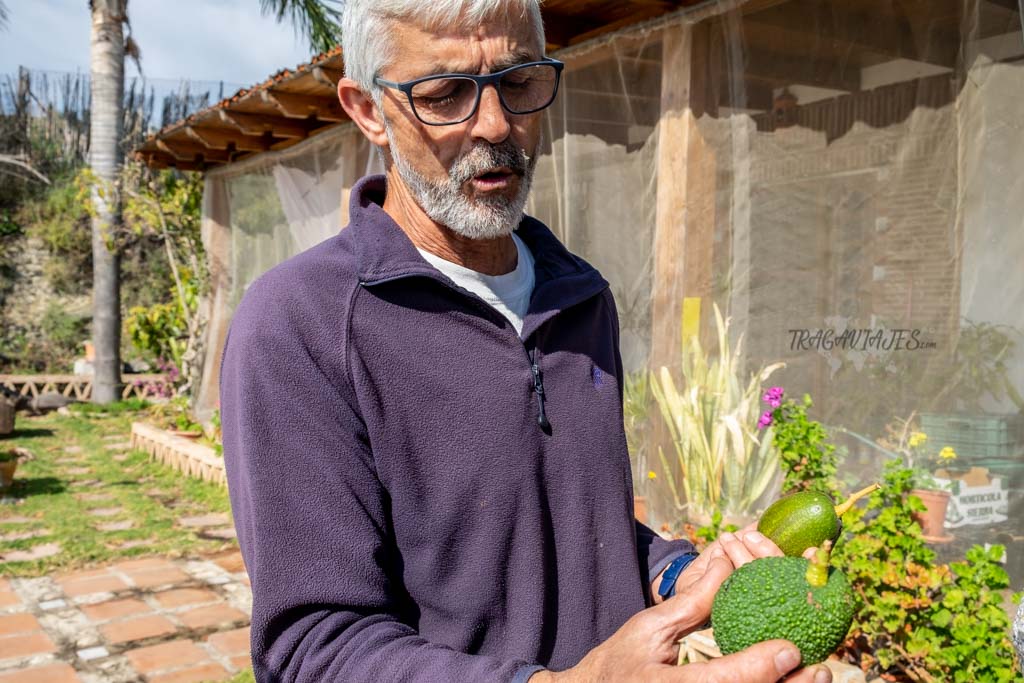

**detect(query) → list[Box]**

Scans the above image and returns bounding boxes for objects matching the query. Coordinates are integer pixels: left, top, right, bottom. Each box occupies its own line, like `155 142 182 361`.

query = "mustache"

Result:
449 141 532 184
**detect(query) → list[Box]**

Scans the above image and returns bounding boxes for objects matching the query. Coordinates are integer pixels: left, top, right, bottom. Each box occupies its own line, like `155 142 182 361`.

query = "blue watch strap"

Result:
657 551 700 599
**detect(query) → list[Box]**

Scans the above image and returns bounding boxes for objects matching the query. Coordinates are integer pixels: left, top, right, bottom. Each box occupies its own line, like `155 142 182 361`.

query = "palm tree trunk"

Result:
89 0 126 403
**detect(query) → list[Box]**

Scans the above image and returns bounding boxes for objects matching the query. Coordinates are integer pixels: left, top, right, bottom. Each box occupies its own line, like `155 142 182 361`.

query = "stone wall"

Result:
0 233 91 371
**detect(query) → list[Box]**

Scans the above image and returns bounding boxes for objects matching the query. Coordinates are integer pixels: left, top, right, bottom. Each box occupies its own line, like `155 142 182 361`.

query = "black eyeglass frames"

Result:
373 57 565 126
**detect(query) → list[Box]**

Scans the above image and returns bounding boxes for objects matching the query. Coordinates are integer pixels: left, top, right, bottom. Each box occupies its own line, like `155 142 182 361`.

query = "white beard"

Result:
384 120 539 240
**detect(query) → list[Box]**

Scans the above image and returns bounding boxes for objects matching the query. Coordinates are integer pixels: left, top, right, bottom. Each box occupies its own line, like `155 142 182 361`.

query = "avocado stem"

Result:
805 539 832 587
832 483 880 518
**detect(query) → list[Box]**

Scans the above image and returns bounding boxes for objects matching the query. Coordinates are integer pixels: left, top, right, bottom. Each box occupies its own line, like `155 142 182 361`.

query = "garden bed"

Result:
130 421 226 486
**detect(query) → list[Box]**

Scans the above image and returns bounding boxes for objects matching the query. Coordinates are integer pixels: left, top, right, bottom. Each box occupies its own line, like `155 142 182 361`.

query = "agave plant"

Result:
650 304 784 522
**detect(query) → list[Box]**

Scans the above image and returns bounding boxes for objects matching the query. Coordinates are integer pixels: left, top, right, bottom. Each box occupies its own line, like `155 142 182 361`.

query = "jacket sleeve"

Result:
600 290 698 594
635 521 697 589
220 280 540 683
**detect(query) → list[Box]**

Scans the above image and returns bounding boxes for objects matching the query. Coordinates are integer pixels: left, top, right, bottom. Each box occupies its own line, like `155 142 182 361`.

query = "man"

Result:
221 2 832 682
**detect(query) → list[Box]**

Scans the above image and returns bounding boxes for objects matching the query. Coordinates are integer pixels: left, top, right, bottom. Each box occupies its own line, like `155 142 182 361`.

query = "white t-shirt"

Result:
417 233 535 335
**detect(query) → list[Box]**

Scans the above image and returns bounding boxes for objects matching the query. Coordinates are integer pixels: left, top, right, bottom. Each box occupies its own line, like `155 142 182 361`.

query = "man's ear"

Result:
337 77 388 147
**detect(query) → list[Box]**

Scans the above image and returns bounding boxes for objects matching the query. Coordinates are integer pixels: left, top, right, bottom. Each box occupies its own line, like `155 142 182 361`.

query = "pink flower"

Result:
758 411 774 429
763 386 784 408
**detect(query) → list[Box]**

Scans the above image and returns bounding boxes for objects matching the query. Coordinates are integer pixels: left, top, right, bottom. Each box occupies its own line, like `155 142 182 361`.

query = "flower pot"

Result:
634 496 649 525
0 458 17 489
910 488 952 542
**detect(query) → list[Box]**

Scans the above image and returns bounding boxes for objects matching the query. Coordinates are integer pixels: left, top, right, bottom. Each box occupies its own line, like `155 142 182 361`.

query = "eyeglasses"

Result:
373 57 564 126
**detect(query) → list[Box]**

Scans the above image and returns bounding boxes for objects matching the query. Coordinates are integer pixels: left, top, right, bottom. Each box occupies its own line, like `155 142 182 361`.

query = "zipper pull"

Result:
531 359 550 430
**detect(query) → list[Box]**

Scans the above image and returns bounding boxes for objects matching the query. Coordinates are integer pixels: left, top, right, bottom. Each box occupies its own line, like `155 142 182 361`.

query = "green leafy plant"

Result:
650 304 784 523
832 459 1019 681
760 390 839 495
690 509 739 548
623 371 652 493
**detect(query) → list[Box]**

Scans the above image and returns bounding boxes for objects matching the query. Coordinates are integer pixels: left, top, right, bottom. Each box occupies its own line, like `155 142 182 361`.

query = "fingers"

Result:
718 531 783 567
672 640 830 683
802 546 817 560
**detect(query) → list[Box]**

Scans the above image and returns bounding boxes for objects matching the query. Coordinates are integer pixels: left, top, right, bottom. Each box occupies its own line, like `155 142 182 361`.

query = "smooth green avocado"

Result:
758 484 878 557
711 545 855 665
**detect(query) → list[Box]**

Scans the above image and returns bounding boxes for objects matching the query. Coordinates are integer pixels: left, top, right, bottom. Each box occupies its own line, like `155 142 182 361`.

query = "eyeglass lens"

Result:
409 63 559 124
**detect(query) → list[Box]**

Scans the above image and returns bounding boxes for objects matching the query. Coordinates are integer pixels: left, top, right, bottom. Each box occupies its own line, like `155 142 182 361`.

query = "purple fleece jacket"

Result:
220 175 695 682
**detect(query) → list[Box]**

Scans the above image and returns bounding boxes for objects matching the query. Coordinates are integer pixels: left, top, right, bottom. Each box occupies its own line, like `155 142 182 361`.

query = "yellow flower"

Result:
908 432 928 449
939 446 957 461
647 470 657 480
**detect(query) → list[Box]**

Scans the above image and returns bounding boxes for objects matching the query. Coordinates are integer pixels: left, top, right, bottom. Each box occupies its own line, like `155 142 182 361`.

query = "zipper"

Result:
529 348 550 430
361 271 555 432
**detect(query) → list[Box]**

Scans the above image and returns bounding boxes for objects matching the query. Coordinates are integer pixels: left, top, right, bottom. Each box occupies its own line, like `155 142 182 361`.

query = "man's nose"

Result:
470 84 511 143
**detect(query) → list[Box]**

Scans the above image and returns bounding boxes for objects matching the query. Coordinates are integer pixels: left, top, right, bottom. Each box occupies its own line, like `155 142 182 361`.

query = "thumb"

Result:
653 553 734 633
679 640 806 683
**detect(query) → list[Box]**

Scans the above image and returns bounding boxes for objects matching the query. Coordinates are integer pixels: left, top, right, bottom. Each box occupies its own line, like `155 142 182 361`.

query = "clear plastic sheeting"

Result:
197 0 1024 586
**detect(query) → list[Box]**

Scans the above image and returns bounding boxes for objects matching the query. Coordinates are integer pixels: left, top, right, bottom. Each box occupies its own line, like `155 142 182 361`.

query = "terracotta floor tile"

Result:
0 613 41 637
58 574 129 597
81 598 151 622
0 631 57 658
126 567 191 589
206 627 250 657
0 663 80 683
112 558 177 573
147 662 231 683
123 639 209 674
0 590 21 609
178 604 247 630
153 588 219 609
228 655 252 672
99 614 177 644
211 553 245 574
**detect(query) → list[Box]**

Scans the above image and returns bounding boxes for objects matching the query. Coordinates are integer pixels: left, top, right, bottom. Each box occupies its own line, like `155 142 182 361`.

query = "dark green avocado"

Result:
711 543 855 665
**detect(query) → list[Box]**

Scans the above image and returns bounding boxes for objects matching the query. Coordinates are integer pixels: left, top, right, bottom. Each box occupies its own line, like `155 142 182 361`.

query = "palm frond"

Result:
260 0 343 55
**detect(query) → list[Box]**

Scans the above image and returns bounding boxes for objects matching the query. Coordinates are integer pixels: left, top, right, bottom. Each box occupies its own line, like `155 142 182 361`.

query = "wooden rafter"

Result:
218 110 315 138
312 66 344 88
156 139 232 163
185 126 275 153
261 89 346 122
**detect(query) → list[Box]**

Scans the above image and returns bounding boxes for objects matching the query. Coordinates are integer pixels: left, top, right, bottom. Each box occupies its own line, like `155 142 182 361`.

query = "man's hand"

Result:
653 527 789 606
532 542 831 683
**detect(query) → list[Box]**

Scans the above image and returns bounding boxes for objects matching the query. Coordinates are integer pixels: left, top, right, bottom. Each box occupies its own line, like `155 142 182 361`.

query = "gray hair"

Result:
341 0 546 99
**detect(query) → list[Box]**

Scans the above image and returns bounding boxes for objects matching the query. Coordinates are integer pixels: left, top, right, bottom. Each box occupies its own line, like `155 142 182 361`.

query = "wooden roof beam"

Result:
261 89 347 122
156 139 232 164
312 66 345 88
139 150 209 172
185 126 275 153
218 110 314 138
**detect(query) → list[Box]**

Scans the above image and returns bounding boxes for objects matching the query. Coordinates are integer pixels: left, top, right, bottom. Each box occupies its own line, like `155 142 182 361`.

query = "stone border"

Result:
129 423 225 487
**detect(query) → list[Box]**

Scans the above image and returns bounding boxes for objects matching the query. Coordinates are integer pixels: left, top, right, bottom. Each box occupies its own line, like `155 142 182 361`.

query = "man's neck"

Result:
382 168 518 277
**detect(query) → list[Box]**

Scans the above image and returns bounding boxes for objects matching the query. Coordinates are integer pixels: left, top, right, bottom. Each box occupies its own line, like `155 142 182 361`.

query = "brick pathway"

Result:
0 552 251 682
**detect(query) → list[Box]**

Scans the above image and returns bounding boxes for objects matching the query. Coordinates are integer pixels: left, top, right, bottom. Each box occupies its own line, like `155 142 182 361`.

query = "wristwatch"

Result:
657 551 700 599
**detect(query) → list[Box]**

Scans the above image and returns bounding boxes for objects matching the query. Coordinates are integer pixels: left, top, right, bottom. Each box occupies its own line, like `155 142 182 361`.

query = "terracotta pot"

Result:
0 458 17 489
634 496 649 525
911 488 951 541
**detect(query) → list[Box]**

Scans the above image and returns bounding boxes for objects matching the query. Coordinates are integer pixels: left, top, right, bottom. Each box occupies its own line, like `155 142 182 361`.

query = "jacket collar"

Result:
349 175 608 329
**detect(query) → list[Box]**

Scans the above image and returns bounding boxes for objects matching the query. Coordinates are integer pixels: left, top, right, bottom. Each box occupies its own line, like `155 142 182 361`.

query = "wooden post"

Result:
651 20 719 372
194 175 232 422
